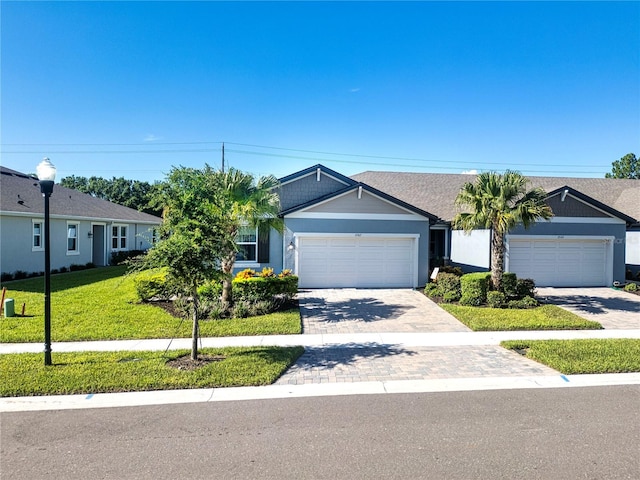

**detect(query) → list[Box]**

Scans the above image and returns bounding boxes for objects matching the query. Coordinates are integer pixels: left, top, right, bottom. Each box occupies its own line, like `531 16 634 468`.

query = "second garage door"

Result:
297 236 417 288
507 237 610 287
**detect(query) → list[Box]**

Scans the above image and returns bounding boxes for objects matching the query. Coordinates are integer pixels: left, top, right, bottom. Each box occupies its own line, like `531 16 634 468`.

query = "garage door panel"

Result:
508 238 609 287
298 236 416 288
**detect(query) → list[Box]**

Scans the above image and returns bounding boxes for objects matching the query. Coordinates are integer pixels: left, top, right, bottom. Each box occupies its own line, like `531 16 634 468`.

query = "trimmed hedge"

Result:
460 272 491 306
232 276 298 302
133 267 170 301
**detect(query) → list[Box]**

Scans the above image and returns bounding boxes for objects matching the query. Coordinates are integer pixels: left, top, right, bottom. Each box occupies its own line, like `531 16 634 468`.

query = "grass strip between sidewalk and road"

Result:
0 266 301 343
0 346 305 397
502 339 640 374
441 304 602 331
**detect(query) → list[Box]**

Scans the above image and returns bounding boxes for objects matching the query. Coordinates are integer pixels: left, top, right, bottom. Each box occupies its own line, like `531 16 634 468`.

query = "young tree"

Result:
452 171 553 291
135 166 226 360
605 153 638 179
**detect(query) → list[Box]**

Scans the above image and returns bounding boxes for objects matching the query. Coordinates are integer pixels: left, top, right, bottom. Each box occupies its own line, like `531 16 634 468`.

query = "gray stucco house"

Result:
0 166 161 276
240 164 639 289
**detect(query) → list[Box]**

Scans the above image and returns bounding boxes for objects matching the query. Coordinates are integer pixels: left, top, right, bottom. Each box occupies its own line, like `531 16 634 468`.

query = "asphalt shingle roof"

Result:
0 166 162 224
351 171 640 223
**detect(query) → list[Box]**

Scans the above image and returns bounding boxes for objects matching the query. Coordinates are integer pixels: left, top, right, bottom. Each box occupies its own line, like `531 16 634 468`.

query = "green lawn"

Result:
440 304 602 331
502 339 640 374
0 267 301 343
0 346 305 397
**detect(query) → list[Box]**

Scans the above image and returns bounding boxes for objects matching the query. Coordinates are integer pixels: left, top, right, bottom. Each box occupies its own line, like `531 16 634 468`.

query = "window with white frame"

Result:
111 225 128 251
236 225 258 262
67 222 79 254
32 220 43 251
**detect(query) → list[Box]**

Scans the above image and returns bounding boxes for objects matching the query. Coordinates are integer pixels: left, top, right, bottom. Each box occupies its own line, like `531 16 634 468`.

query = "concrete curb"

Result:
3 372 640 413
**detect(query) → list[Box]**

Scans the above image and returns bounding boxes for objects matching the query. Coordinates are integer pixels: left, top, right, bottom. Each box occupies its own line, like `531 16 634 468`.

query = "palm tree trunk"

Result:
221 252 235 314
490 229 505 291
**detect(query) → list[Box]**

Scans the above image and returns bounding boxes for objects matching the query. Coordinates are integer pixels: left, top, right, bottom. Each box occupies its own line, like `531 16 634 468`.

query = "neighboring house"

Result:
242 164 638 289
352 170 640 287
0 166 161 276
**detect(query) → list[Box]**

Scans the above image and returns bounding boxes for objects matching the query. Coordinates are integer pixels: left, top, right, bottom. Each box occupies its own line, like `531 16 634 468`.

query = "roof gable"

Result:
281 182 438 221
276 164 357 212
545 186 636 224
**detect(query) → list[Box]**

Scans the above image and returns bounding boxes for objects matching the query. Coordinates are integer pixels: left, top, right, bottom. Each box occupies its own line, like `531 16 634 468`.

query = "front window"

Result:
112 225 128 251
32 221 43 251
67 223 79 254
236 225 257 262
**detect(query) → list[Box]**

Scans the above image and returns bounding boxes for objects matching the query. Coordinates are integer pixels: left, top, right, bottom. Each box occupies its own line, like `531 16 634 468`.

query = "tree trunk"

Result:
220 252 236 314
191 292 199 360
490 229 505 291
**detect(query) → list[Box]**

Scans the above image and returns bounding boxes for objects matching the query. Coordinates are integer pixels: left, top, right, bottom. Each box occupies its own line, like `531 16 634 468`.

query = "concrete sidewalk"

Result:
3 329 640 413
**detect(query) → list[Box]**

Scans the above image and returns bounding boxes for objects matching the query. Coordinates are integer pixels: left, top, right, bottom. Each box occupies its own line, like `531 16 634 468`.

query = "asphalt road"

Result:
2 386 639 479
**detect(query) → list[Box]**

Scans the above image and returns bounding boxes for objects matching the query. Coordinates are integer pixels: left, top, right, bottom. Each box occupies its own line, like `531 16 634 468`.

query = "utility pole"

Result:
221 142 225 172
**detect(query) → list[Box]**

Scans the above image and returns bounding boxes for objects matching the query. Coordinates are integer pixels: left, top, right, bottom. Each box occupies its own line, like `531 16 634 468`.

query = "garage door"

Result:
507 238 609 287
297 236 416 288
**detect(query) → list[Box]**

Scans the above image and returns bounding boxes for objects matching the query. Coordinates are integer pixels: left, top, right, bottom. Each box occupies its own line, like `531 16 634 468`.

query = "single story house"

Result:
0 166 162 276
236 164 639 289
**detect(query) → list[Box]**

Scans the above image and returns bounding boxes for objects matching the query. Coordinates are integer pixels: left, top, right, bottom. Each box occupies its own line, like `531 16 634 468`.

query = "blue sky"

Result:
1 1 639 183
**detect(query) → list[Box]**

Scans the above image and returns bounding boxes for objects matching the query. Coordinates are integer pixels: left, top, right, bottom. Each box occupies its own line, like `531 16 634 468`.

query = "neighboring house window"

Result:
236 225 258 262
32 221 43 251
112 225 128 251
67 222 79 254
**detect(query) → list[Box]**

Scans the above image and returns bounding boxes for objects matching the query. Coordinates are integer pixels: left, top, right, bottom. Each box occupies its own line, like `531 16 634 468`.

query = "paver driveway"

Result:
298 288 471 334
276 289 559 385
537 287 640 329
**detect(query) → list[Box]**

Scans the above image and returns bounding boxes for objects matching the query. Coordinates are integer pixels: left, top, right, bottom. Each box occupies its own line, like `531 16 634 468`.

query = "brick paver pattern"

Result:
278 289 560 385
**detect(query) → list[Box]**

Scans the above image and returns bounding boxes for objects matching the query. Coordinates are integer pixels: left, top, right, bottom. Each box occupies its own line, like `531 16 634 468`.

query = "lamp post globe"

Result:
37 158 56 366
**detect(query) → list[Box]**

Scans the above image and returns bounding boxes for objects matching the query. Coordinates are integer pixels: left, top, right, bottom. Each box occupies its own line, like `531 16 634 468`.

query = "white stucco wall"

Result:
450 229 491 269
626 231 640 265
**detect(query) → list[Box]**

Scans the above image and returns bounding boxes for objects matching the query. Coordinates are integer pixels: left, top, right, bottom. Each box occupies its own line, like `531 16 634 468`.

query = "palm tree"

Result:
452 171 553 290
216 168 283 313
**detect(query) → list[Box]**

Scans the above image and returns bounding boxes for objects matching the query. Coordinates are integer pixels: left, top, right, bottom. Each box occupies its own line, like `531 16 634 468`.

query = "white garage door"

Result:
507 238 609 287
297 236 416 288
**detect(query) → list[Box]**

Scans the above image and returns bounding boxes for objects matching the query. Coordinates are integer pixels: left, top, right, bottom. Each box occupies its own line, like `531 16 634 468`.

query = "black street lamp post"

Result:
37 158 56 366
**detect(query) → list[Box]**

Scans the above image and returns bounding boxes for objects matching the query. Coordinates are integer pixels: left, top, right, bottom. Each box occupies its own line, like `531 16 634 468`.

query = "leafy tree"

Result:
132 165 282 358
605 153 638 179
60 175 162 215
133 166 227 360
452 171 553 291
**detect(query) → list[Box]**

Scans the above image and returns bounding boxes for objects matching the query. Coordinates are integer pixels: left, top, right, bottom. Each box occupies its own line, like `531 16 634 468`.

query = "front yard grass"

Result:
502 339 640 374
0 346 305 397
440 304 602 331
0 266 301 343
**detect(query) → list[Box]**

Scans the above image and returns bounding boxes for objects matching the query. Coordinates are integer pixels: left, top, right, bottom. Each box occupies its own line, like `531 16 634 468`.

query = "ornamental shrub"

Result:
259 267 275 277
424 273 461 302
133 267 170 302
439 265 464 277
501 272 518 297
624 282 638 292
487 291 506 308
197 280 223 301
232 275 298 302
460 272 491 306
515 278 536 298
507 295 539 309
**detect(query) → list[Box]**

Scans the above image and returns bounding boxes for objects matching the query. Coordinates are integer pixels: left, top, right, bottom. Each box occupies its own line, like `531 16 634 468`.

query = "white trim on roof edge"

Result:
0 210 161 225
278 169 352 188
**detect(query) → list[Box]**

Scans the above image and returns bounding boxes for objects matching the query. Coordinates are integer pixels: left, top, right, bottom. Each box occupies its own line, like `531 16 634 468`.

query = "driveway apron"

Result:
537 287 640 330
277 289 559 385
